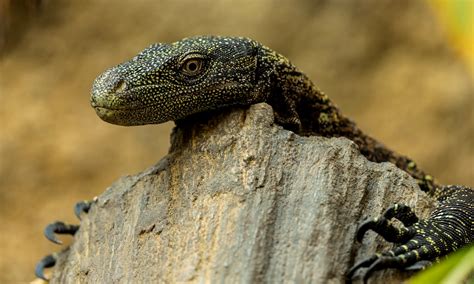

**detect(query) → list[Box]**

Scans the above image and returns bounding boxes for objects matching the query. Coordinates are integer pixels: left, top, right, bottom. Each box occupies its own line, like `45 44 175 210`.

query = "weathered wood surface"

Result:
52 103 433 283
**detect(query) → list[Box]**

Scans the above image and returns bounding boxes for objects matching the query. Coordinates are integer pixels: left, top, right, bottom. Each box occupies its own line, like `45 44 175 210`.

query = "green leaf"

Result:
409 244 474 284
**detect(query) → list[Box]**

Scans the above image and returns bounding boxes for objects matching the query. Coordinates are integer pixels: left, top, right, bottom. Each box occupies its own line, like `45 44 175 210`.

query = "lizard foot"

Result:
347 194 473 283
44 199 95 244
35 199 95 280
35 253 57 281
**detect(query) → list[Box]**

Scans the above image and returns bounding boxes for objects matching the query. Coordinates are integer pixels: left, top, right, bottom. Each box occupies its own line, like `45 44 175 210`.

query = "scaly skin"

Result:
37 36 473 282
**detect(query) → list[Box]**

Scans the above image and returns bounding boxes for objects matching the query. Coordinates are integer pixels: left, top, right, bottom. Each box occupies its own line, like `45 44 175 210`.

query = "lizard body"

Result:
37 36 473 282
92 36 435 192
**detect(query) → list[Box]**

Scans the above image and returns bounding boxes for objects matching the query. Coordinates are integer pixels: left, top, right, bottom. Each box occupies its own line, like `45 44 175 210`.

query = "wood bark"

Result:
51 103 434 283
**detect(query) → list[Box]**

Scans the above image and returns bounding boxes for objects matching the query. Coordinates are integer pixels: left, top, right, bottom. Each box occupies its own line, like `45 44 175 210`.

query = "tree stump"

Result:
51 103 434 283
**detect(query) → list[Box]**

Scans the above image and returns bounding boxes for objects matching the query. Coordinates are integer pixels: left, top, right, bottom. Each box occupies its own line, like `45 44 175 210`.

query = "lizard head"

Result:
91 36 263 126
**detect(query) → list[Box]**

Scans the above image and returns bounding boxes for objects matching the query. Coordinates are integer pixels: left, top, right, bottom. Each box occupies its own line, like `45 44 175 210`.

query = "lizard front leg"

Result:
347 185 473 283
35 200 93 280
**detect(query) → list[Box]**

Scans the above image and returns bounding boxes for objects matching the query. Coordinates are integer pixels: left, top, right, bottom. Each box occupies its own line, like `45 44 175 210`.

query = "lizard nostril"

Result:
113 80 127 94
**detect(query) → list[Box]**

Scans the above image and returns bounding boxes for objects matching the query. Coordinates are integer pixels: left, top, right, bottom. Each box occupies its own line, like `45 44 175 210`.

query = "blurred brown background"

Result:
0 0 472 282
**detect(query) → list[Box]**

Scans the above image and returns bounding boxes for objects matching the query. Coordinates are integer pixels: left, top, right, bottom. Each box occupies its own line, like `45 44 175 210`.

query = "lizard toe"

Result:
74 199 95 220
35 253 57 281
44 221 79 244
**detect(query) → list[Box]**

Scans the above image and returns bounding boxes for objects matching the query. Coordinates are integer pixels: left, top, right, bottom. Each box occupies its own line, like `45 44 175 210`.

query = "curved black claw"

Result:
348 186 474 282
35 253 57 281
74 200 92 220
404 260 432 271
44 221 79 244
346 255 378 281
356 203 418 243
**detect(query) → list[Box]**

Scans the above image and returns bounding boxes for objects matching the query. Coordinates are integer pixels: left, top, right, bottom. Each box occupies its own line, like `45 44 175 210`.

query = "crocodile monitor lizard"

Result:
36 36 473 282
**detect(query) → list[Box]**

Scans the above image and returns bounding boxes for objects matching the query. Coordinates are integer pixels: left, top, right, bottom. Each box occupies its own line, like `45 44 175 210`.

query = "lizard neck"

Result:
258 46 437 192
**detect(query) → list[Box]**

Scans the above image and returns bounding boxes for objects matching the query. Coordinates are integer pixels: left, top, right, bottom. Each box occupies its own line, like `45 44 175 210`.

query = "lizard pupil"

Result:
187 62 197 71
181 58 203 76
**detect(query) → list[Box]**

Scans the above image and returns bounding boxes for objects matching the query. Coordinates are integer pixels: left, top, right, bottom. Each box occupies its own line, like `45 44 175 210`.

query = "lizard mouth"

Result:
90 95 125 110
93 106 116 118
90 93 171 125
90 94 139 125
90 83 165 111
91 97 158 112
92 105 150 126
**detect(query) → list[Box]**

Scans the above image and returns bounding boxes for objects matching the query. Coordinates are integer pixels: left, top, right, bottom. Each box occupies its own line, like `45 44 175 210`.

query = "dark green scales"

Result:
36 36 474 282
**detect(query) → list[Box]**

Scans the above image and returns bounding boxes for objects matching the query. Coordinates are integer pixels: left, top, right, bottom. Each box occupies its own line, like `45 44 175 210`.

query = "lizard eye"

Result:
180 57 205 76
